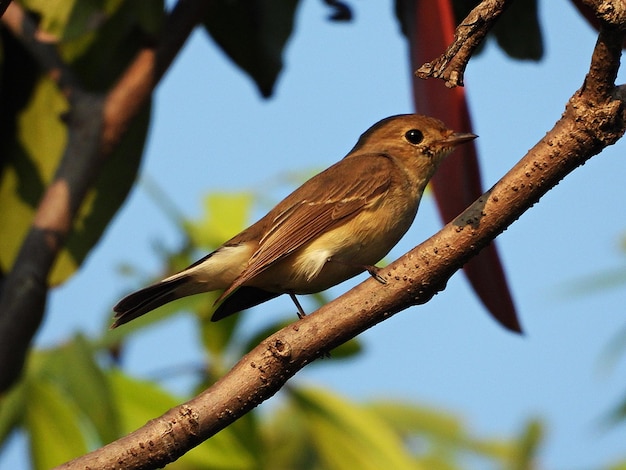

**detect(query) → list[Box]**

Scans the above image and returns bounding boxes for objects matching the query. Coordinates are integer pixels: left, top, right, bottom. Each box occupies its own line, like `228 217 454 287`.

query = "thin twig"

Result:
415 0 513 87
580 0 626 26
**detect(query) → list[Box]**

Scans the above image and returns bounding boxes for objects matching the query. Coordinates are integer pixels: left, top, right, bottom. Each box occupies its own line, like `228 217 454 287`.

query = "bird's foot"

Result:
288 292 307 319
365 265 387 284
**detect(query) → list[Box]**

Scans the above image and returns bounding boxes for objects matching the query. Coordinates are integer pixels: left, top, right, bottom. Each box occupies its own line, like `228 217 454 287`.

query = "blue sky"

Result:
4 0 626 468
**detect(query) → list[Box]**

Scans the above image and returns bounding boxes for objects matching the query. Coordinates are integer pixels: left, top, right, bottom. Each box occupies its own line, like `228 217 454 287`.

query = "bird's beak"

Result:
440 132 478 146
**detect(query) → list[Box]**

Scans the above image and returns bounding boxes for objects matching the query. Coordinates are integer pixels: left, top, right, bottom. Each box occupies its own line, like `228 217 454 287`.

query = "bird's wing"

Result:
219 154 395 300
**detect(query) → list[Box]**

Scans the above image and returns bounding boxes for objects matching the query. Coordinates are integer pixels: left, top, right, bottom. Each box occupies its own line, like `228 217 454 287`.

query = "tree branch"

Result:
56 11 626 469
0 0 10 18
580 0 626 26
415 0 513 87
1 3 82 91
0 0 210 391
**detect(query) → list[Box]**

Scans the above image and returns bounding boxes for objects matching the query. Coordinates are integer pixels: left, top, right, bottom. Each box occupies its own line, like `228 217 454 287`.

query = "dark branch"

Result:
415 0 513 87
580 0 626 27
0 0 10 18
1 3 82 92
0 0 211 391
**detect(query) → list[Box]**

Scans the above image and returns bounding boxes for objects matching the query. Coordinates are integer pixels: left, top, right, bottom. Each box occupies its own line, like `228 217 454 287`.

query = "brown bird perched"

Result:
111 114 476 329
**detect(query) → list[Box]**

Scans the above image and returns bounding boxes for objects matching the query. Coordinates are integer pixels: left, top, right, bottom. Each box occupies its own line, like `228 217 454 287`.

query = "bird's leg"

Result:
286 292 331 357
326 257 387 284
288 292 307 319
363 265 387 284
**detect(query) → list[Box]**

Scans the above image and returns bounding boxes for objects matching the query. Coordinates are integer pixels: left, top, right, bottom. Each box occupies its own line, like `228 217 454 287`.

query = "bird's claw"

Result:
365 265 387 284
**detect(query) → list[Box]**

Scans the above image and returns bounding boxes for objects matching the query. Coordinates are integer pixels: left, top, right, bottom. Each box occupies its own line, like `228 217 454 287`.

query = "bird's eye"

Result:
405 129 424 145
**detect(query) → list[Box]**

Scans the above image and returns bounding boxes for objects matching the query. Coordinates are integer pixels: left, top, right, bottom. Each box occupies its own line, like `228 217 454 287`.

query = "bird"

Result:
111 114 476 329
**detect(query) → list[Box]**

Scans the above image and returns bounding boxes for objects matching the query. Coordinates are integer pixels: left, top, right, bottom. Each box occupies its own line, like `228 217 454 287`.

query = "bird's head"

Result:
349 114 477 171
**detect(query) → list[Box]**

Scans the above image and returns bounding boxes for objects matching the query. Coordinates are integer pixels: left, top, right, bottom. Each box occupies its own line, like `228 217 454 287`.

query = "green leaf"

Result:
19 0 104 41
203 0 300 97
605 390 626 427
261 402 313 469
368 400 514 463
199 303 240 358
327 336 363 360
108 371 255 469
0 75 66 281
108 371 178 433
290 386 422 470
367 400 465 442
491 0 543 61
18 0 159 45
187 192 254 249
512 419 543 470
37 334 121 444
24 378 88 469
0 380 27 446
558 266 626 298
597 324 626 376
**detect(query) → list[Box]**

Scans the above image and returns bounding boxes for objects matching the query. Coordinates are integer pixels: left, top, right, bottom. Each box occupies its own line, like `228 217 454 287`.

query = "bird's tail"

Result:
111 274 202 328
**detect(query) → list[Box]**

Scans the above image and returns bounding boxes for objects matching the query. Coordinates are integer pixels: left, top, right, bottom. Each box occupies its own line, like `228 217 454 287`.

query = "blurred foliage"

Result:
559 230 626 431
1 189 541 469
203 0 300 98
559 232 626 298
0 0 158 286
